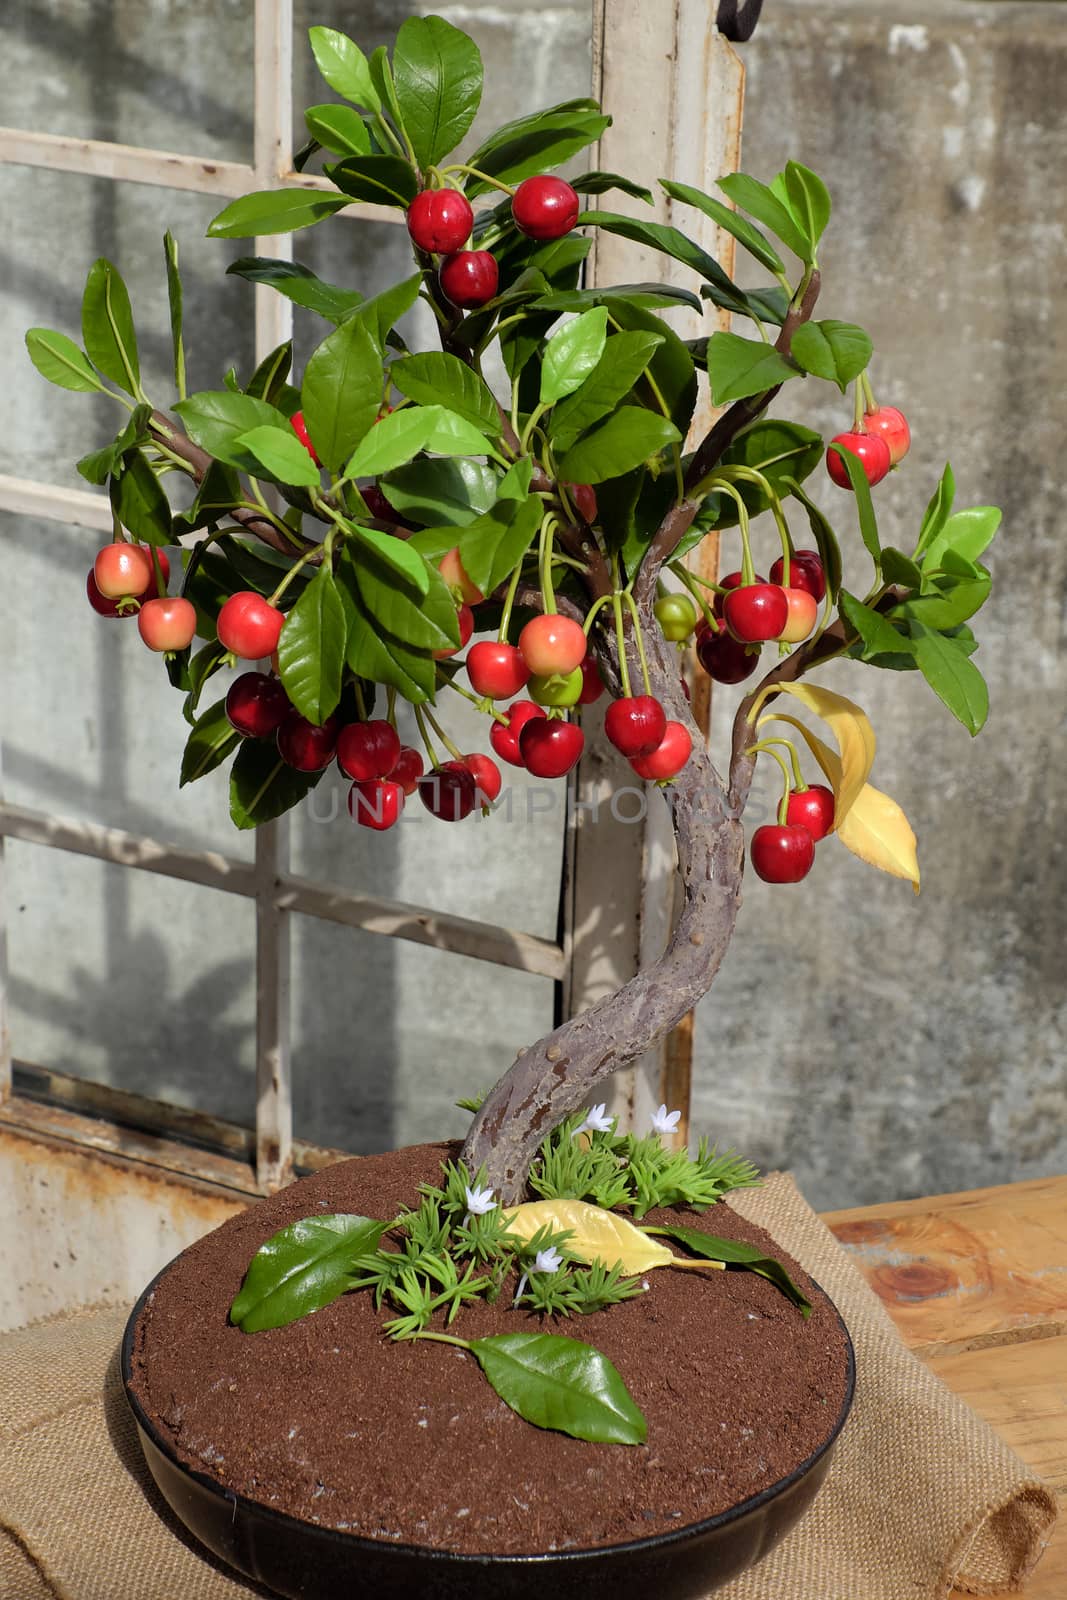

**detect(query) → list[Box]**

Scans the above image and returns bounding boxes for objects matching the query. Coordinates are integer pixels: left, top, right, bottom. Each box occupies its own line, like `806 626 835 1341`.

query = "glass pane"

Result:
3 0 254 162
7 842 256 1124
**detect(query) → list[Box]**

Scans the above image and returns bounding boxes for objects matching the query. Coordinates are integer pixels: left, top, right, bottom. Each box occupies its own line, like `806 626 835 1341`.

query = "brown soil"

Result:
129 1143 851 1557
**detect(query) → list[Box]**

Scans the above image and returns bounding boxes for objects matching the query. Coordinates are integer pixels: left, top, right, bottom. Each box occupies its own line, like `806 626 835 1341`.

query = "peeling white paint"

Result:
955 174 986 212
948 41 971 110
943 126 964 160
888 24 928 55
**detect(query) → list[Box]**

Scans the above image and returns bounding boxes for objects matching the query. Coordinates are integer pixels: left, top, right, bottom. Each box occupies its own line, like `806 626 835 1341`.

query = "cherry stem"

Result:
719 466 793 584
751 735 806 791
439 162 515 197
353 680 368 722
520 402 548 454
707 480 754 585
386 686 397 728
861 370 876 414
413 705 441 769
423 704 464 762
583 593 614 637
612 590 634 699
498 561 523 642
268 540 326 607
852 379 865 431
538 515 558 616
621 589 653 696
745 741 794 825
149 547 167 597
444 677 509 724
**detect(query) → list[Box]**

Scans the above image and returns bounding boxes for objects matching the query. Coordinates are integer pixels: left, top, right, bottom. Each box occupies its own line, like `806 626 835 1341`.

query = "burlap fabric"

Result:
0 1173 1056 1600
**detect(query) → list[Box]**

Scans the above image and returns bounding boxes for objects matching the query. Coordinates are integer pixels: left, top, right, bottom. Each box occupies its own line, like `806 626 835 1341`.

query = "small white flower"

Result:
574 1102 615 1137
650 1104 682 1136
464 1183 496 1216
533 1246 564 1274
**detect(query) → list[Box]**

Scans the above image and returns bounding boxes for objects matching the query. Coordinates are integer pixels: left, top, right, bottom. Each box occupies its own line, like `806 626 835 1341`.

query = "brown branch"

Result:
150 411 309 558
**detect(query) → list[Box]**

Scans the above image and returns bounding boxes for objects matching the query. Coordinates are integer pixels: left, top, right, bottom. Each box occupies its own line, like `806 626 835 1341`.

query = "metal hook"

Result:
716 0 765 43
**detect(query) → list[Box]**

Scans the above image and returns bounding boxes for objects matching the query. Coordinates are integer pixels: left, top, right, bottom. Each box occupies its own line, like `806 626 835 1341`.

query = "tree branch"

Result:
150 411 309 557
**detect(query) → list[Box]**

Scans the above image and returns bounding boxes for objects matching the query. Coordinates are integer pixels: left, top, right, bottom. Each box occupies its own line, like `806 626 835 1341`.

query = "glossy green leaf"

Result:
923 505 1001 570
829 441 881 562
180 698 240 786
184 640 229 718
390 352 500 433
660 180 785 276
705 331 799 406
905 575 991 631
781 161 832 251
393 14 483 168
548 331 664 454
915 463 955 556
337 549 435 701
171 460 242 537
347 523 458 652
75 403 152 485
110 450 171 545
532 283 701 314
344 407 436 478
540 307 608 405
301 316 383 473
458 494 542 595
379 458 498 527
245 341 293 406
325 155 418 208
791 319 872 392
573 169 654 205
227 257 364 324
309 25 381 111
355 521 431 593
880 547 923 590
355 272 422 354
369 47 409 145
208 188 349 238
557 406 680 485
470 1332 646 1445
276 563 348 724
231 1214 387 1332
717 171 812 261
25 327 105 393
237 424 321 488
602 299 697 435
581 211 750 318
163 231 185 397
424 407 497 457
463 102 610 195
174 391 288 474
304 103 372 156
82 259 141 396
229 738 324 829
839 591 912 661
912 624 989 735
647 1223 811 1316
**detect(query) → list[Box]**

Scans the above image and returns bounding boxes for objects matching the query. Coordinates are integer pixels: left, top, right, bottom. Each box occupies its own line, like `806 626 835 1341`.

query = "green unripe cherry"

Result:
655 592 699 642
528 667 584 708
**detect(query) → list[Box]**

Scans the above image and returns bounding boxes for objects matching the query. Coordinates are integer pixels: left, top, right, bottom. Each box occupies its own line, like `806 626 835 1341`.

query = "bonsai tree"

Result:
29 16 996 1211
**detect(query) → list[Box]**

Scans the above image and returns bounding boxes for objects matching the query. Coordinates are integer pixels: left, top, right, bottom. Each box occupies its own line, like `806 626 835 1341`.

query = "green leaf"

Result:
344 407 436 478
347 525 458 651
81 259 140 397
208 188 349 239
25 327 105 393
227 257 364 324
424 407 497 457
783 477 843 604
660 180 785 276
533 283 701 314
540 307 609 405
393 14 483 168
648 1224 811 1317
464 102 610 195
76 403 152 484
245 340 293 407
162 231 186 398
458 494 542 595
325 155 418 208
275 564 348 724
301 316 383 473
390 352 500 433
304 103 372 157
781 161 832 251
829 441 881 562
716 172 812 262
308 25 380 111
369 46 409 144
904 575 991 631
548 331 664 454
470 1332 646 1445
337 549 435 701
557 406 681 485
171 459 242 537
184 640 229 718
705 331 799 406
581 211 750 318
915 464 955 557
355 272 422 355
231 1214 387 1333
790 320 872 392
110 451 171 546
573 169 654 205
880 547 923 590
602 299 697 435
174 391 288 474
912 624 989 734
180 698 241 786
229 738 324 829
923 505 1001 570
839 590 912 661
380 458 498 527
236 424 321 488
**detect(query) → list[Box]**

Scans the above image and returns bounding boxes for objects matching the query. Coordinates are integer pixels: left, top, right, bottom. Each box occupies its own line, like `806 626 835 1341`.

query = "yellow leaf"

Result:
751 682 875 827
502 1199 676 1275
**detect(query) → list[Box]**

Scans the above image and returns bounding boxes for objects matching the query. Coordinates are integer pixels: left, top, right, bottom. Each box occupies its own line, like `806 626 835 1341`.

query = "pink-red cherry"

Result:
406 188 474 255
512 176 580 241
277 711 338 772
723 583 790 644
694 622 760 685
489 700 546 767
467 641 530 700
290 411 319 466
226 672 290 738
392 745 425 796
578 654 605 705
863 405 910 466
434 603 474 659
750 823 815 883
519 718 585 779
630 721 693 782
137 596 196 653
826 430 891 490
462 752 502 805
769 549 825 602
439 547 484 605
518 613 587 676
348 778 404 831
418 761 478 821
713 570 765 618
565 482 597 524
776 587 819 644
336 720 401 782
86 571 123 617
439 251 499 309
604 695 667 759
217 591 285 659
786 785 835 842
94 542 154 600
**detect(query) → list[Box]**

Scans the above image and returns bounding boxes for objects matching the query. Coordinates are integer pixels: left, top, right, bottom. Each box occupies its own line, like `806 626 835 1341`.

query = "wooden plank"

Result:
824 1174 1067 1356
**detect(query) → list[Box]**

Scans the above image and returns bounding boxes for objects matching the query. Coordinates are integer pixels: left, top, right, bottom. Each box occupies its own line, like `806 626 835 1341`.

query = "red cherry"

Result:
418 760 478 821
276 711 338 772
630 721 692 782
694 622 760 685
462 752 502 805
519 719 585 779
392 745 425 796
578 654 605 705
750 823 816 883
348 778 404 831
769 549 825 602
336 719 401 782
434 603 474 659
94 542 154 600
360 484 401 523
826 431 891 490
439 547 484 605
604 695 667 758
406 188 474 255
226 672 291 738
518 614 587 676
712 570 766 618
290 410 320 466
786 785 835 842
439 250 499 309
512 176 580 241
723 583 790 644
137 596 196 652
776 587 819 644
86 571 123 617
217 591 285 659
467 641 530 700
490 700 547 767
565 482 597 524
863 405 910 465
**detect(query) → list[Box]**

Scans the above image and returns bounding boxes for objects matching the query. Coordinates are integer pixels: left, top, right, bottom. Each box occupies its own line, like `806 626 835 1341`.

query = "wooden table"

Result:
823 1174 1067 1599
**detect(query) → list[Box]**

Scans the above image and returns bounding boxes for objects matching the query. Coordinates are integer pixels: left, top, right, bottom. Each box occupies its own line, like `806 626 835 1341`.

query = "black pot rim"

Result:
121 1258 856 1570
